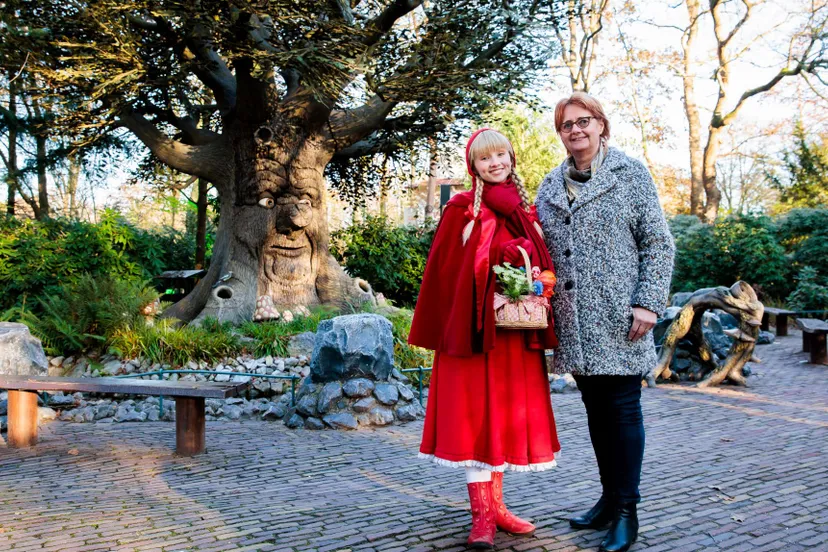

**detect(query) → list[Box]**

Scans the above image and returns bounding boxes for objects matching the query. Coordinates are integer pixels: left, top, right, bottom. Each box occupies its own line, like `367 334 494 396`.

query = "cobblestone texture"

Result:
1 332 827 551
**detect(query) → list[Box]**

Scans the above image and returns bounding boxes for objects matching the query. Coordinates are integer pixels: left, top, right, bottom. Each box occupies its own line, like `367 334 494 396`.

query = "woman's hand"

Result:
628 307 657 341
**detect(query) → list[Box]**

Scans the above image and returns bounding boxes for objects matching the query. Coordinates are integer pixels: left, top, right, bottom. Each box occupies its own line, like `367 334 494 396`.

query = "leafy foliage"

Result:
670 209 828 304
493 263 531 301
8 274 160 355
0 210 199 312
769 124 828 212
330 215 436 307
786 266 828 311
237 306 340 358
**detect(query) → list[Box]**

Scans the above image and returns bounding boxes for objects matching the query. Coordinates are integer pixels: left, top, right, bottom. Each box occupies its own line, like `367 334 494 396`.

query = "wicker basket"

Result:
494 246 549 330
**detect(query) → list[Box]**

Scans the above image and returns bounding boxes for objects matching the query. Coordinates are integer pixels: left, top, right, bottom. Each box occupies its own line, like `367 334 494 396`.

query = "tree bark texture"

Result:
195 177 208 269
648 281 763 388
682 0 704 217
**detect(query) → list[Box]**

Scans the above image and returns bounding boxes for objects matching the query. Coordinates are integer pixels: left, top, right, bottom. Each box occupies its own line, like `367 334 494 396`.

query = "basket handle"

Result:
517 246 533 289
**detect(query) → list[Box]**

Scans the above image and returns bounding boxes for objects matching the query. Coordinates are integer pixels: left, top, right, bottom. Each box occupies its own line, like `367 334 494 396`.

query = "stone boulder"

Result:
0 322 48 376
310 314 394 383
287 332 317 359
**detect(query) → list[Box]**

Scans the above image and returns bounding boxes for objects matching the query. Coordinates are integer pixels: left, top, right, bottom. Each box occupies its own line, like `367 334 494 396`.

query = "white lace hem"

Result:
417 452 560 472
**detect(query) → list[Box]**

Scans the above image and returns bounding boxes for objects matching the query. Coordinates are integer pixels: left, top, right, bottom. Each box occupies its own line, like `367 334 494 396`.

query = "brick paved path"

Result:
2 332 827 551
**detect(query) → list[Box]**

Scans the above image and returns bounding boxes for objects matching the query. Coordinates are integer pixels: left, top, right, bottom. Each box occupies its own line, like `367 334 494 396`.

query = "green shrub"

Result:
237 306 340 357
109 318 241 367
786 266 828 311
0 210 202 312
8 274 160 355
330 216 435 307
776 209 828 279
385 309 434 386
670 214 791 300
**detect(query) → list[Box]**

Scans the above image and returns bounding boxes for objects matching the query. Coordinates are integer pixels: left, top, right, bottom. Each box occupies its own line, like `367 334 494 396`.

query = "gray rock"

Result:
317 382 343 414
323 412 358 430
38 407 57 422
215 373 231 382
756 331 775 345
367 406 395 426
670 292 694 307
714 310 739 329
225 398 245 405
395 402 424 422
343 378 375 398
261 404 287 420
114 407 146 422
0 416 7 432
146 409 161 422
671 357 691 371
50 356 64 367
221 404 243 420
549 378 569 393
742 365 752 377
352 397 377 412
310 314 395 382
374 383 399 405
253 379 271 393
285 414 305 429
295 393 318 417
0 400 6 416
295 377 317 399
0 322 48 376
396 383 416 402
94 403 117 420
701 311 733 353
305 416 325 430
287 332 317 359
101 359 123 376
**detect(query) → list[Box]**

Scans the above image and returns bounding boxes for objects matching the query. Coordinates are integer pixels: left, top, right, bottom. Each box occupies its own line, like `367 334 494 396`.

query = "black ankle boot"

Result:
569 495 616 529
599 502 638 552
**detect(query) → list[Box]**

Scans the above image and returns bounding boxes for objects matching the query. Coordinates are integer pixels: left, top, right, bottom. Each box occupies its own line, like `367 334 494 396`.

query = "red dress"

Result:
410 186 561 471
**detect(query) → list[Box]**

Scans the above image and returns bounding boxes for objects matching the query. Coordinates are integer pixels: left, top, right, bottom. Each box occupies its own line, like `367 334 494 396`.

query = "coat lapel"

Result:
542 167 571 213
571 147 626 213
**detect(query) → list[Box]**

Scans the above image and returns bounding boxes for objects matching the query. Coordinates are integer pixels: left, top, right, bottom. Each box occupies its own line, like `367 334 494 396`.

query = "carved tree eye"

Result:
258 197 275 209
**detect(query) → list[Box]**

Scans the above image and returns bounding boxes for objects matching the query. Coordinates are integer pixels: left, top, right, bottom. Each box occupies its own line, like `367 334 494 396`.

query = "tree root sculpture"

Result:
646 281 764 388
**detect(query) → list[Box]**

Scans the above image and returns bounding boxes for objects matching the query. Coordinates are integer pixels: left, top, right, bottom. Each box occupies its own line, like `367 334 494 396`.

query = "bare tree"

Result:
553 0 611 92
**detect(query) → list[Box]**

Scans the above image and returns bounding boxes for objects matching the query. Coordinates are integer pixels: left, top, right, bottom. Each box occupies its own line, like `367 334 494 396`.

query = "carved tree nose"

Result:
289 200 312 228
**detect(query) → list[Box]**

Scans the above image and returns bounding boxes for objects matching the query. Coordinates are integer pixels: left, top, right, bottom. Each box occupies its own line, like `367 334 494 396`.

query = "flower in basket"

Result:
537 270 557 298
533 280 544 296
531 266 541 279
492 262 531 301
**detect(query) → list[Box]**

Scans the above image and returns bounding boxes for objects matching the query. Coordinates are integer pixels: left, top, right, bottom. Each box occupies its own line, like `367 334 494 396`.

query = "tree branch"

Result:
117 110 231 184
363 0 424 46
327 95 395 149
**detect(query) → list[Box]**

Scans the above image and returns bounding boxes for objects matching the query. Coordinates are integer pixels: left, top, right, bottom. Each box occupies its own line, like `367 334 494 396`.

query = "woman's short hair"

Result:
554 92 611 141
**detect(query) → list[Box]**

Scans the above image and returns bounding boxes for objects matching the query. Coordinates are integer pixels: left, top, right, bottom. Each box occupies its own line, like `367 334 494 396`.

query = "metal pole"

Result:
159 369 164 418
290 377 296 406
418 366 423 406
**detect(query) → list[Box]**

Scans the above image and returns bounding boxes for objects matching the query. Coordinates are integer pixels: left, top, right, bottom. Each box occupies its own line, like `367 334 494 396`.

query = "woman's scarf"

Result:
563 140 607 203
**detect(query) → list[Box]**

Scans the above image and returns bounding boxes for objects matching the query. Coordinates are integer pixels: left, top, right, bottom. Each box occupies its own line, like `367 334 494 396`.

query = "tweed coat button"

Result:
564 217 571 225
564 280 574 291
564 249 572 257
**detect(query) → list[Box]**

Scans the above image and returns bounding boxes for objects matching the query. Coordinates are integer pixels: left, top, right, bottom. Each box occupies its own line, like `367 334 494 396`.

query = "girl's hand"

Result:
628 307 657 341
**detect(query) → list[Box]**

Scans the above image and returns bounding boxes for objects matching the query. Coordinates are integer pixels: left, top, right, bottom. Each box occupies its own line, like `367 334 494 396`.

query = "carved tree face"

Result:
712 281 764 325
237 125 329 311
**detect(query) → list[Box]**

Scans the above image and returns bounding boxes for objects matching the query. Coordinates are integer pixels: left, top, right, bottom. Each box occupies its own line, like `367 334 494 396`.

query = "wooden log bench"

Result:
0 375 247 455
795 318 828 365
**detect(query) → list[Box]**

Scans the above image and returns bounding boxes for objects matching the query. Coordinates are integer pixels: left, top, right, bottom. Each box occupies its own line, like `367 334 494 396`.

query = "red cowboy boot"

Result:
467 481 497 549
491 471 536 536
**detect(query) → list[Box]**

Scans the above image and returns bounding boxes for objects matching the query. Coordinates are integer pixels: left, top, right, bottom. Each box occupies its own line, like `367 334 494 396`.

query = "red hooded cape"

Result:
408 187 558 356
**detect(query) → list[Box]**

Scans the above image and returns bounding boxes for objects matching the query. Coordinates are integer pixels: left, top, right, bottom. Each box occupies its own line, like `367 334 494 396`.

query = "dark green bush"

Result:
0 210 202 312
330 216 436 307
6 274 161 355
670 209 828 304
786 267 828 311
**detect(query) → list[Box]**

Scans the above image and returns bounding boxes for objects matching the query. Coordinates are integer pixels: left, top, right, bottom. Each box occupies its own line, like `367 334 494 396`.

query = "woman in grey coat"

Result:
535 92 675 552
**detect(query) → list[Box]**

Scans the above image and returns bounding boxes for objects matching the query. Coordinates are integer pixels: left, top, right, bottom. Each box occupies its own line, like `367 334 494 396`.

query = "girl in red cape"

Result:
409 129 562 549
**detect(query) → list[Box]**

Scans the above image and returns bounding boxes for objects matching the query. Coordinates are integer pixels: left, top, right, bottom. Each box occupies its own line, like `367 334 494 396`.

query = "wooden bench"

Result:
761 307 796 336
795 318 828 365
0 375 247 456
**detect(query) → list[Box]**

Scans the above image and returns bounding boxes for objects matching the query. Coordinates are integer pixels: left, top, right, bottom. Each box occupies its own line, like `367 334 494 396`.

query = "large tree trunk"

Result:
162 119 374 325
195 177 208 269
424 137 438 219
702 124 724 222
683 0 704 217
5 74 18 217
66 154 80 219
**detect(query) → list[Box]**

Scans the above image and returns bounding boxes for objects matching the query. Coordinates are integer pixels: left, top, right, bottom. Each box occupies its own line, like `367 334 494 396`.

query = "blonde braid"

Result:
512 167 545 240
462 177 485 245
511 168 532 213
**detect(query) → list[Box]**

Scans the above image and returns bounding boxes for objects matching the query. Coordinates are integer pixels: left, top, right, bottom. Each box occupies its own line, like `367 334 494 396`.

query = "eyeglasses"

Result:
559 116 596 133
